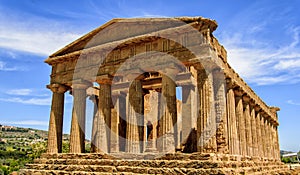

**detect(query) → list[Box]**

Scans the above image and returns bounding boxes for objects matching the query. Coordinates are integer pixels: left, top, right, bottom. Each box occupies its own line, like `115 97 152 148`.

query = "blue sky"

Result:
0 0 299 152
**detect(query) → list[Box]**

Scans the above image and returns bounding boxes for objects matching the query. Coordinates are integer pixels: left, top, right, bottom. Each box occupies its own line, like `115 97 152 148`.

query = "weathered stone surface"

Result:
39 16 285 175
21 153 292 175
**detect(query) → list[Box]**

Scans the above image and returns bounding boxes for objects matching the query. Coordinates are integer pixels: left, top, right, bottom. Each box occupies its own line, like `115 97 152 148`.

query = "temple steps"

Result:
31 158 285 169
20 153 290 175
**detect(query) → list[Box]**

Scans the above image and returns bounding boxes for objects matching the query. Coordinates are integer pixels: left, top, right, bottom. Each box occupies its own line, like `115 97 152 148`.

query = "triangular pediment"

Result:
48 17 217 59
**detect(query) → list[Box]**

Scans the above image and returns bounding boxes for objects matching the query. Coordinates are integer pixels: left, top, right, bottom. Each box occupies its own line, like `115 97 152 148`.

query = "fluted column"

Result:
274 125 280 160
90 95 99 153
110 91 126 153
255 110 263 157
197 69 217 153
93 79 112 153
47 84 68 153
268 120 272 158
145 90 159 152
259 114 266 158
158 74 177 153
70 82 90 153
250 105 257 157
243 95 252 156
270 107 280 160
213 69 228 154
270 123 275 159
267 120 272 159
126 79 144 153
274 125 278 159
234 89 246 156
226 80 239 155
265 118 271 158
181 84 196 152
197 68 206 153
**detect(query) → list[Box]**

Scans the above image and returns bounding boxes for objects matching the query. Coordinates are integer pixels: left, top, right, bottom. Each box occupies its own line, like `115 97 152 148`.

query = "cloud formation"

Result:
287 100 300 106
6 89 32 96
0 7 81 56
219 3 300 86
0 97 51 106
0 61 18 71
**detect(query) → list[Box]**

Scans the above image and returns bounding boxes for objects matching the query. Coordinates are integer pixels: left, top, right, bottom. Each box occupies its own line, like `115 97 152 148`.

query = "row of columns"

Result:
47 71 280 160
226 80 280 160
47 74 179 154
196 68 229 154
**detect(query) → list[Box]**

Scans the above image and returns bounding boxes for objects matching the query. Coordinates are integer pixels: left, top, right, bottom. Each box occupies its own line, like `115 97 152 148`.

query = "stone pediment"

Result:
48 17 217 59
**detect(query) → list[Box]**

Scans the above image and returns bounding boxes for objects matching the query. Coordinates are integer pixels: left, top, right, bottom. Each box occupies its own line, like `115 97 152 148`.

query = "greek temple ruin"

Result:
21 17 290 174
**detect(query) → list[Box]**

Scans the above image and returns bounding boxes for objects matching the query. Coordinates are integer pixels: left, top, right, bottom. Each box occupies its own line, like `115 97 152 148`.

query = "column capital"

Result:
212 67 225 80
254 104 262 112
181 83 195 89
234 88 244 97
242 95 251 103
261 112 270 121
72 80 92 90
96 74 113 85
226 78 237 89
47 84 69 93
249 99 256 107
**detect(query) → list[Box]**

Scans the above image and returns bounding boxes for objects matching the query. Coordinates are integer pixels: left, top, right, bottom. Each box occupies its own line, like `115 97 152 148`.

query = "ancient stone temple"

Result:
21 17 289 174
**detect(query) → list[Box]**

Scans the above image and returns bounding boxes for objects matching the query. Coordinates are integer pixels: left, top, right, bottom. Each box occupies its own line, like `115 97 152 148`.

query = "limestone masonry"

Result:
20 17 292 174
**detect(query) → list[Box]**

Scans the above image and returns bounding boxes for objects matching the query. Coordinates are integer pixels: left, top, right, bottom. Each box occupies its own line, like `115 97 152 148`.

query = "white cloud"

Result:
0 97 51 105
0 61 18 71
0 10 81 56
274 59 300 70
6 89 32 96
220 26 300 85
1 120 48 126
4 88 50 97
287 100 300 106
0 27 80 56
216 2 300 86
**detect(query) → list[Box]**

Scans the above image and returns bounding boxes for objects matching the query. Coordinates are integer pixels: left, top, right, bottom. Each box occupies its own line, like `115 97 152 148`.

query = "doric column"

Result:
255 110 263 157
145 90 159 152
262 116 269 158
196 68 205 153
213 69 228 154
158 74 177 153
274 125 280 160
270 107 280 160
270 123 275 159
226 80 239 155
267 119 272 159
243 95 252 156
181 84 196 152
197 69 217 153
250 104 257 157
274 125 278 159
261 113 268 157
126 79 144 153
69 82 90 153
265 116 271 158
259 114 266 158
90 95 99 153
110 91 126 153
92 77 112 153
234 89 246 156
47 84 68 153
